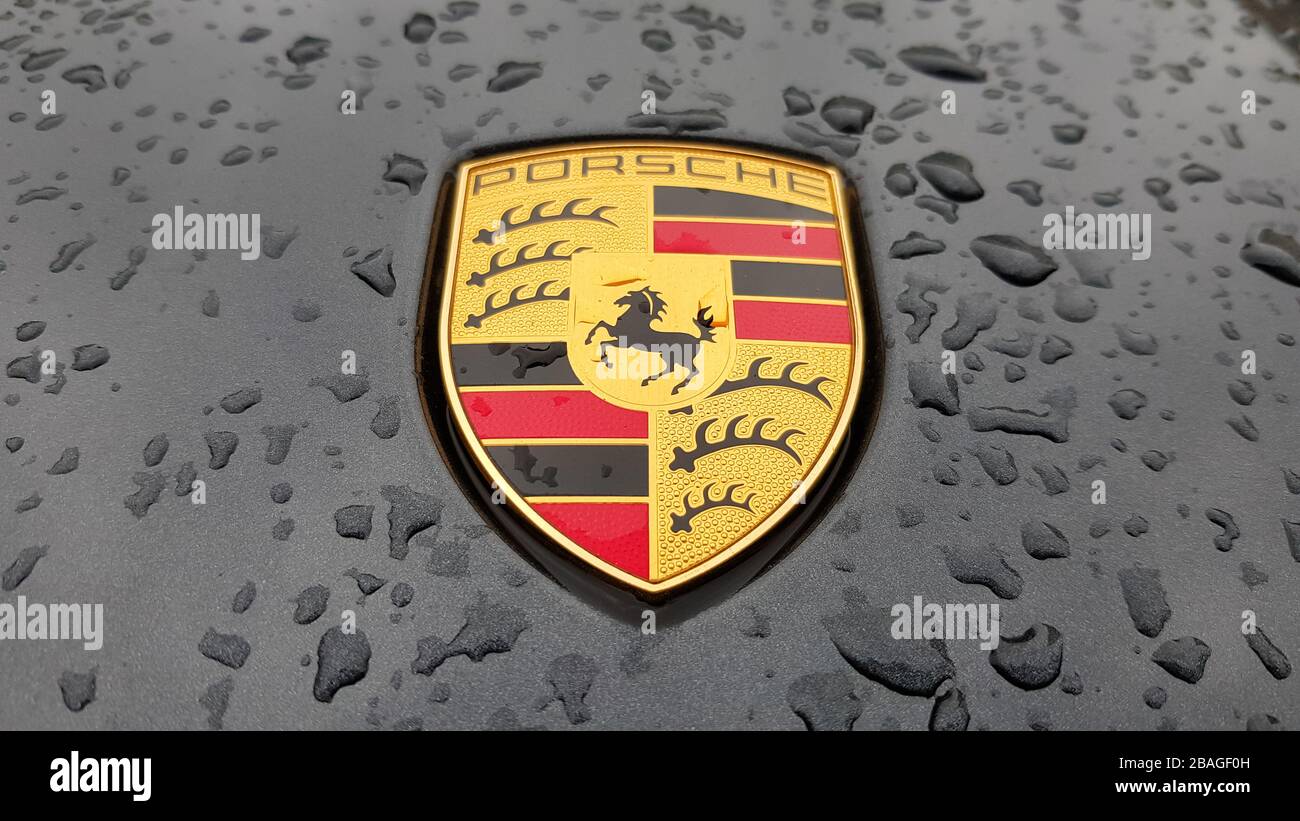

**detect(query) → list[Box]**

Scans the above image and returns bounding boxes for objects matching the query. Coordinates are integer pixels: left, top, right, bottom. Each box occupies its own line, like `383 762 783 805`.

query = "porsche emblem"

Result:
420 141 869 597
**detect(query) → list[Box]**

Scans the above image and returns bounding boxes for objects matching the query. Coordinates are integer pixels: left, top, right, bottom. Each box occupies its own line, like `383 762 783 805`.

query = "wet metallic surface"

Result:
2 0 1298 729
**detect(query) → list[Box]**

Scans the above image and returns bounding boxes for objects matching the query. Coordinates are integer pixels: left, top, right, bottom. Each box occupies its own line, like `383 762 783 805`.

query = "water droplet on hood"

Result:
970 235 1058 286
917 151 984 202
486 61 543 92
1240 225 1300 287
898 46 986 82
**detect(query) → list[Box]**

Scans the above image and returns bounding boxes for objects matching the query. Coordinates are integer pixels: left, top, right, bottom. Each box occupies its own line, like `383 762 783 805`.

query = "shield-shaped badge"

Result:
421 141 869 597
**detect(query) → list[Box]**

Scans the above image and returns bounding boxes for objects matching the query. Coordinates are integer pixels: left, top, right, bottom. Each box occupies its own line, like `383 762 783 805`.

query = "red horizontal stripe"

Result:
654 221 841 260
734 300 852 344
460 390 647 439
533 502 649 580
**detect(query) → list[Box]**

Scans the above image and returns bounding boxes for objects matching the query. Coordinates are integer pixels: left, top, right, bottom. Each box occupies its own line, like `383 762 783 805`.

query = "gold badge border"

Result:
419 140 867 596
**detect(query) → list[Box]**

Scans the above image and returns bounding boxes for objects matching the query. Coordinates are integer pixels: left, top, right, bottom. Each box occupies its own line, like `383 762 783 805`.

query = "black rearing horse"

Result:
584 287 716 394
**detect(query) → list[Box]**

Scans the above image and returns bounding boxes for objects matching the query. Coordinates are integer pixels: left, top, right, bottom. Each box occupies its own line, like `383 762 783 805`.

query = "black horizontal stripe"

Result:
731 260 847 300
452 342 580 386
655 186 834 222
487 444 648 496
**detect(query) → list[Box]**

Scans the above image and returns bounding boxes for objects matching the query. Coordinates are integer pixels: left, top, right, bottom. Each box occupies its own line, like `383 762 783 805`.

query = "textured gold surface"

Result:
450 184 646 340
653 344 849 579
